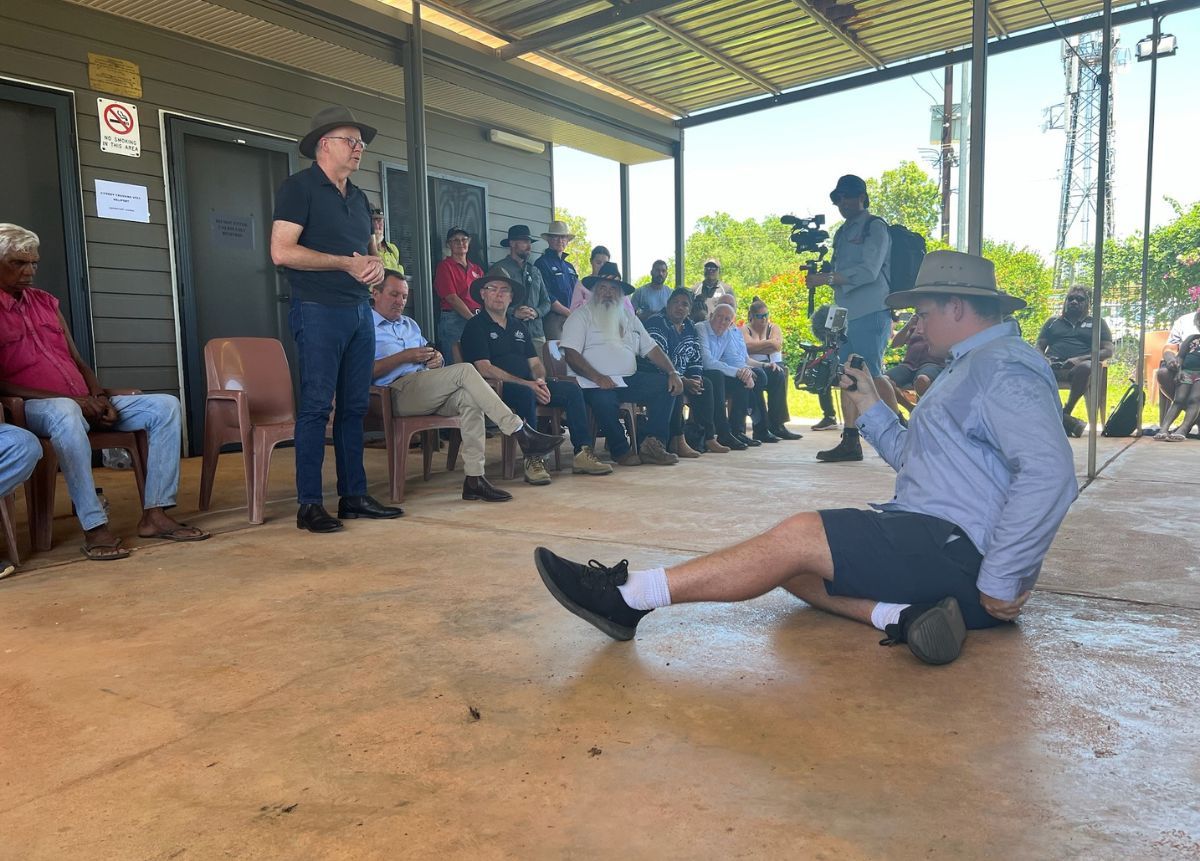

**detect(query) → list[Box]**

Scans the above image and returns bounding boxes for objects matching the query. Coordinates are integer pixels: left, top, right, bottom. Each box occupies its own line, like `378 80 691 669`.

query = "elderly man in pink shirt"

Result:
0 223 207 560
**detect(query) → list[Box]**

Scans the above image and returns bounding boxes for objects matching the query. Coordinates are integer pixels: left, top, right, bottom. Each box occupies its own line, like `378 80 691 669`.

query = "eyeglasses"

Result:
448 236 470 244
751 312 769 319
324 136 366 151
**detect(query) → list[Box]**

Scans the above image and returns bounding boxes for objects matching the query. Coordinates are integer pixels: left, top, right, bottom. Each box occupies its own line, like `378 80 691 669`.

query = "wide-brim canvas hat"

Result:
541 220 576 241
885 250 1026 314
829 174 868 203
581 261 635 295
300 105 378 159
469 273 522 307
501 224 538 247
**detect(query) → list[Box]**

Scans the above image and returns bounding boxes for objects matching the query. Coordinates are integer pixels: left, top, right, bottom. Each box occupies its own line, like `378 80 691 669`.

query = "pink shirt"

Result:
0 287 89 396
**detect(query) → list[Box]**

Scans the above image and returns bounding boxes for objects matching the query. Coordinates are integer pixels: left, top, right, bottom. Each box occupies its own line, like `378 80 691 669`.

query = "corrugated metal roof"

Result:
436 0 1147 116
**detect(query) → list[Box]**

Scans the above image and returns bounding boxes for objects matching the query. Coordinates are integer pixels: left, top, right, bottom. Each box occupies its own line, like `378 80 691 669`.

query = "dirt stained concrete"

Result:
0 431 1197 859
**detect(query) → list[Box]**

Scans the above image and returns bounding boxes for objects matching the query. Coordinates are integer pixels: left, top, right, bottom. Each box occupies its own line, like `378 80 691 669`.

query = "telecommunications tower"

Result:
1043 31 1123 290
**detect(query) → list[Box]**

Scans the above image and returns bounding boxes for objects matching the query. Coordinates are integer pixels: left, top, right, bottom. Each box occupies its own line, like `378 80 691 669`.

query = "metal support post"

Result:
966 0 988 254
673 132 685 289
1087 0 1113 477
404 1 434 337
619 162 632 279
1137 15 1162 433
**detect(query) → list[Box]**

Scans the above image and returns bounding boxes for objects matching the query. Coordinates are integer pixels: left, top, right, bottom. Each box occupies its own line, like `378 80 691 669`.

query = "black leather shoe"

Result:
716 433 747 451
297 504 343 533
771 424 803 440
338 495 404 519
752 426 781 443
512 423 565 457
462 475 513 502
735 432 761 447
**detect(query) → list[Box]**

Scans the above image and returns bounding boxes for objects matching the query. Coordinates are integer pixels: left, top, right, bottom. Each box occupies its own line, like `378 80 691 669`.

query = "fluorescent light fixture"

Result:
1136 33 1178 61
487 129 546 154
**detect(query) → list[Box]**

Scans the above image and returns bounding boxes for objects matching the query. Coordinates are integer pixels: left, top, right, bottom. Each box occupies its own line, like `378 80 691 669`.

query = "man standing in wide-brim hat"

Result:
490 225 553 354
534 219 580 340
271 105 402 533
534 251 1078 669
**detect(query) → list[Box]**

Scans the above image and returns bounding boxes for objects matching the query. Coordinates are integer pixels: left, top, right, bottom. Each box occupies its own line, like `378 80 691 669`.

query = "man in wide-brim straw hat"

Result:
272 105 401 533
533 251 1079 668
534 219 580 340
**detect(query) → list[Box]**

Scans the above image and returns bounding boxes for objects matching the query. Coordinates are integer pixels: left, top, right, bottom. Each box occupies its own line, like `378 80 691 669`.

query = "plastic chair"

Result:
0 415 23 565
366 386 461 503
199 338 296 525
1057 363 1109 422
1143 329 1171 405
1 391 148 553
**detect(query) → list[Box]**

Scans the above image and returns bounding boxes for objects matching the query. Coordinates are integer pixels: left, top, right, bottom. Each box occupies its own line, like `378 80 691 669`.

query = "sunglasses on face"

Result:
751 312 769 319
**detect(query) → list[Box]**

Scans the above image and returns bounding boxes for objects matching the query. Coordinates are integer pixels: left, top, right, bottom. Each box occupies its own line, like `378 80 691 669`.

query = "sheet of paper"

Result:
575 375 627 389
94 179 150 222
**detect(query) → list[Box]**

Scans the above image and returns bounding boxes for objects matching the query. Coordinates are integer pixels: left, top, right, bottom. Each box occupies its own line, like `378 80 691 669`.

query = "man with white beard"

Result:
559 262 684 466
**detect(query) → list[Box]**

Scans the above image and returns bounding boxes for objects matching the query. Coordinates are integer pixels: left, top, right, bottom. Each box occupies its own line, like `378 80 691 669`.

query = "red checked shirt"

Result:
433 256 483 313
0 287 89 396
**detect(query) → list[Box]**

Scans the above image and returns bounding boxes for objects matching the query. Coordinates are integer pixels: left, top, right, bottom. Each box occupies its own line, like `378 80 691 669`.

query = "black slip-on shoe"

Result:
533 547 650 641
513 423 566 457
338 495 404 519
880 597 967 665
462 475 513 502
752 426 781 443
297 504 344 533
771 425 803 440
716 433 747 451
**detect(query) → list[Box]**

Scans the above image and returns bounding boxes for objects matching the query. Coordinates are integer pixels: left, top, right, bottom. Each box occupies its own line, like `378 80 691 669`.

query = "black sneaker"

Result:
811 416 840 431
879 597 967 665
534 547 650 641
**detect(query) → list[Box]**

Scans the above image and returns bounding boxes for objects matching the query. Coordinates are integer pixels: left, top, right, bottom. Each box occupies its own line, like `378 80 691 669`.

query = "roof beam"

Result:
787 0 885 69
643 13 782 95
988 7 1009 37
496 0 687 60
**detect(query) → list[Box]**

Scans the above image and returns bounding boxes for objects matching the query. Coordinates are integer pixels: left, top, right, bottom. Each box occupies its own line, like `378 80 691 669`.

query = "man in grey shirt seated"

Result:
534 252 1078 667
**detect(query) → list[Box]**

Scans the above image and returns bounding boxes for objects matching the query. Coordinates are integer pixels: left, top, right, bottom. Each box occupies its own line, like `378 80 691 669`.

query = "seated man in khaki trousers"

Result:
372 271 562 502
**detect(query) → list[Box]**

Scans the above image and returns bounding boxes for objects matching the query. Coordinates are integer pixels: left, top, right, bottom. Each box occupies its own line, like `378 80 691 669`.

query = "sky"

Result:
552 9 1200 281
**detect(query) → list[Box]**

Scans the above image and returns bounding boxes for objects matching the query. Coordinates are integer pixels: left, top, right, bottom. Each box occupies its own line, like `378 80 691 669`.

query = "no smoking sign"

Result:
97 98 141 157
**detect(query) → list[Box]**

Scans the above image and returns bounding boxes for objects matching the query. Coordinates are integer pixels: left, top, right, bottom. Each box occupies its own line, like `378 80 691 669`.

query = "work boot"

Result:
616 449 642 467
879 597 967 665
462 475 513 502
771 424 803 440
533 547 650 641
639 436 678 465
669 434 701 458
704 436 731 453
572 446 613 475
523 455 552 486
512 423 565 457
816 432 863 462
811 415 840 431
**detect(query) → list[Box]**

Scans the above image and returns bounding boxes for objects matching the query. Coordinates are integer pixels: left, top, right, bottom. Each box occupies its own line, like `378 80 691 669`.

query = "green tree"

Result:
865 161 941 237
981 240 1055 343
552 207 592 272
682 212 803 292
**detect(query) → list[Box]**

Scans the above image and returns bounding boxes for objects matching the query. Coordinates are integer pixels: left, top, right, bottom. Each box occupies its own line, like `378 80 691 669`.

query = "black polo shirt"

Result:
460 312 536 380
272 162 372 305
1038 314 1112 361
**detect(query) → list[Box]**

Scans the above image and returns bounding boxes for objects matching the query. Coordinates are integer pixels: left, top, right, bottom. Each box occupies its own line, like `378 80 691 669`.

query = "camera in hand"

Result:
781 213 833 314
794 304 852 395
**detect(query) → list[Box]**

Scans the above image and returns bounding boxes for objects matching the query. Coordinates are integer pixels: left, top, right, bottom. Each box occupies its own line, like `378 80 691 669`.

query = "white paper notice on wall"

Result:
96 98 141 157
95 179 151 223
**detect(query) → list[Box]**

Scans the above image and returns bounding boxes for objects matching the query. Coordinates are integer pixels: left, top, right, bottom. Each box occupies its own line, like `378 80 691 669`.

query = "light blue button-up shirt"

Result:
696 321 749 377
857 321 1078 601
372 309 429 386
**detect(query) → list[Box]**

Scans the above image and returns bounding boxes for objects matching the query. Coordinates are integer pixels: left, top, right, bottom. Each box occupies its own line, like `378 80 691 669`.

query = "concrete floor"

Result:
1 427 1197 860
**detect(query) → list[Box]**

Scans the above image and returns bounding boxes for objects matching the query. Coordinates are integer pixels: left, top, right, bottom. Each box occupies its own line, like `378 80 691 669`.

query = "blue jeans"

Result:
582 371 677 458
438 310 471 363
23 394 183 530
290 300 374 505
501 380 593 451
0 424 41 498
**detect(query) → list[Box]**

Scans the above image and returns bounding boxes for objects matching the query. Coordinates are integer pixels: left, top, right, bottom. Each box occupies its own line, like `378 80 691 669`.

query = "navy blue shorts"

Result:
819 508 1003 630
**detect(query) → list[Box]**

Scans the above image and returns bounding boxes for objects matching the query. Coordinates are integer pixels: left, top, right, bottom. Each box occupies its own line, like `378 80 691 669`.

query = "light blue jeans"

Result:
23 394 183 531
0 424 42 498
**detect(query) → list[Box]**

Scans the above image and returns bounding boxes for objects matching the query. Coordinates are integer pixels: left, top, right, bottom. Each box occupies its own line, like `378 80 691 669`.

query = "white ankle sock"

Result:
870 602 909 631
617 566 672 611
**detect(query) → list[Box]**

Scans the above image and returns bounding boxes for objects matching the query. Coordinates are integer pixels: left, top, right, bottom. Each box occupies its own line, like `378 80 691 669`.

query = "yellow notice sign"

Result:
88 53 143 99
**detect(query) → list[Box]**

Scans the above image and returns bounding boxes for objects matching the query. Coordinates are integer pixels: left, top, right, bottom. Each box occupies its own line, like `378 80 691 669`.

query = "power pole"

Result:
941 65 954 243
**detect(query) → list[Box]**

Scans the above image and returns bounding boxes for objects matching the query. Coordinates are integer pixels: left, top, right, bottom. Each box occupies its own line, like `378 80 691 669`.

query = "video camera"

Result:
794 304 862 395
780 214 833 315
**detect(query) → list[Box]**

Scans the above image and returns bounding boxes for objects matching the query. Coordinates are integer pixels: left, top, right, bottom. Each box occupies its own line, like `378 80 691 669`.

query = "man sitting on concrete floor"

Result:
1036 286 1113 437
698 300 771 447
0 421 42 578
459 273 611 484
534 251 1078 666
641 288 706 458
372 271 563 502
559 262 683 467
0 223 210 561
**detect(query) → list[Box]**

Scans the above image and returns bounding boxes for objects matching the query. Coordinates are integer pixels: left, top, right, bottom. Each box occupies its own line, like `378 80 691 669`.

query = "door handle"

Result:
277 294 290 303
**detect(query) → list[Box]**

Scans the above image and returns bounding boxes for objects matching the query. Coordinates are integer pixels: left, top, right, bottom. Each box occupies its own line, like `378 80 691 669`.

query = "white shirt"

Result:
560 302 657 377
1166 311 1200 351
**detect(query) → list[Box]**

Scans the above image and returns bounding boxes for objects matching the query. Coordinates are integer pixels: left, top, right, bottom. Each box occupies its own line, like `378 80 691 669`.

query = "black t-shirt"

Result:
272 162 372 305
1038 315 1112 360
460 312 536 380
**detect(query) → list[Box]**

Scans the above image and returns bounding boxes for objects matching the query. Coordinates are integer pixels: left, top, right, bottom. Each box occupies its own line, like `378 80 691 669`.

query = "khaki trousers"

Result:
388 365 523 476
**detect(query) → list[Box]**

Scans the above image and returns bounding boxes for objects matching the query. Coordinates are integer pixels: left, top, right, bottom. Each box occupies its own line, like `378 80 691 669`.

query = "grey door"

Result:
166 118 295 454
0 82 91 363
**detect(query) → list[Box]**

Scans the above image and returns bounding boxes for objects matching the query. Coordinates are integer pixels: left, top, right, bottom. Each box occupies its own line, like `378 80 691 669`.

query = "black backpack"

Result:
866 216 927 293
1101 381 1144 438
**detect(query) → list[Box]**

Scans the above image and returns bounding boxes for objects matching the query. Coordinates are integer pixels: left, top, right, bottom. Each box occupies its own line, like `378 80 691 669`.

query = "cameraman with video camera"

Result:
806 174 899 463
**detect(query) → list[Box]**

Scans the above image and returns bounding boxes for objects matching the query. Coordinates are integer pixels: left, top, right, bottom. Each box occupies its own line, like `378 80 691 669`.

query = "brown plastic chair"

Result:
1143 329 1171 405
366 385 461 503
1 390 148 553
200 338 295 525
